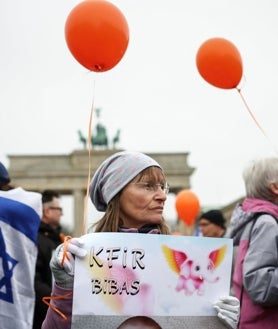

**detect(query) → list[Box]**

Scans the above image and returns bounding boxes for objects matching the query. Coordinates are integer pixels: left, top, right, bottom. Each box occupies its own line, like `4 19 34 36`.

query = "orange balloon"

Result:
65 0 129 72
175 190 200 226
196 37 243 89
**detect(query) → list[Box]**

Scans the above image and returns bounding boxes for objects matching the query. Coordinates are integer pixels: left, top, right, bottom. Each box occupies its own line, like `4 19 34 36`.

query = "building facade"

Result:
8 150 195 236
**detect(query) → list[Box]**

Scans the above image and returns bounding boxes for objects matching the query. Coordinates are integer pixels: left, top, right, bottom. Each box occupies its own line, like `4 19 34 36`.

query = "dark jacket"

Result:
33 221 64 329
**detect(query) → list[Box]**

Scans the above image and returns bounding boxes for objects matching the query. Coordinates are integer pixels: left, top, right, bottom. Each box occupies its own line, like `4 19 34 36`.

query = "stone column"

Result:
73 189 86 236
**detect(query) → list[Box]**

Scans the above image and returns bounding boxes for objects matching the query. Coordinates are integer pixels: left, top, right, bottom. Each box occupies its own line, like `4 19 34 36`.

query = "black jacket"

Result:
33 222 64 329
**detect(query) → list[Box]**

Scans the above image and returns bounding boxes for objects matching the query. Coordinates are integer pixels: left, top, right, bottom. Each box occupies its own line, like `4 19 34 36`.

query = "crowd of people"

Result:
0 153 277 329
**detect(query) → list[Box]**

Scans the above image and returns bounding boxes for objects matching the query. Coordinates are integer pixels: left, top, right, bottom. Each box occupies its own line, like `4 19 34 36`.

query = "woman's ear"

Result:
269 182 278 196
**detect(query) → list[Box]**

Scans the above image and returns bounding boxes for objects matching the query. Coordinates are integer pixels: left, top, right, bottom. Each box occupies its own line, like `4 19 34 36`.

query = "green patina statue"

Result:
91 123 108 148
77 109 121 150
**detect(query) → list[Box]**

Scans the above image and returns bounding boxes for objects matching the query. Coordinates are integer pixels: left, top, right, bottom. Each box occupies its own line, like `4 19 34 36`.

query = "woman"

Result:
42 151 239 329
228 157 278 329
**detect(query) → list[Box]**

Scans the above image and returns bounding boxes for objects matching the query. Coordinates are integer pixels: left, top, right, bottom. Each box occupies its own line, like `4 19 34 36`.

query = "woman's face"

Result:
119 167 168 228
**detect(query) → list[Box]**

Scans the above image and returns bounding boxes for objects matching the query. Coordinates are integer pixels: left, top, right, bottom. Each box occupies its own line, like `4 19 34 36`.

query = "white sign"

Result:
72 233 233 329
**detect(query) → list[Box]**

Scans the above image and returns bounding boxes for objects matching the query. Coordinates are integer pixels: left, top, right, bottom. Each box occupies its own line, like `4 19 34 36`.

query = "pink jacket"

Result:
229 198 278 329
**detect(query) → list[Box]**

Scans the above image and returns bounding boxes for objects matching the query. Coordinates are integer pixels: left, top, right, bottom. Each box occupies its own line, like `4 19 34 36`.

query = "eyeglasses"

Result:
49 206 63 212
130 182 170 194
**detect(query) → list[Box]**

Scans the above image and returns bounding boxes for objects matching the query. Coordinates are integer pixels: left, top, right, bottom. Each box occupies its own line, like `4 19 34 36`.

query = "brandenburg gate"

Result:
8 150 195 236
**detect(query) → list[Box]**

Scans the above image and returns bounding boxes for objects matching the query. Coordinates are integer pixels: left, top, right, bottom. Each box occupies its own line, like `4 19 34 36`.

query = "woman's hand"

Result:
214 296 240 329
50 237 87 289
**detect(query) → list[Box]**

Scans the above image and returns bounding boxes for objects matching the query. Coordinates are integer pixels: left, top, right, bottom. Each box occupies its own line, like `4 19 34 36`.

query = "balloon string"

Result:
236 88 278 155
82 79 96 236
61 235 72 265
41 235 73 321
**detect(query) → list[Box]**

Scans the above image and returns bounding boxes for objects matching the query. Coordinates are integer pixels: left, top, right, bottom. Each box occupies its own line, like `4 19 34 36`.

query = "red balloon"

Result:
65 0 129 72
175 190 200 226
196 37 243 89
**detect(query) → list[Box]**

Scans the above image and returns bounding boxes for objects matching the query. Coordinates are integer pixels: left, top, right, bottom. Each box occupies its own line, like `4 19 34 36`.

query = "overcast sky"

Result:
1 0 278 228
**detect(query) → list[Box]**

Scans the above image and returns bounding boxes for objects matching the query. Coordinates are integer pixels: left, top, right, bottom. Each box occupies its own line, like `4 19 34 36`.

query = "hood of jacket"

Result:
228 197 278 245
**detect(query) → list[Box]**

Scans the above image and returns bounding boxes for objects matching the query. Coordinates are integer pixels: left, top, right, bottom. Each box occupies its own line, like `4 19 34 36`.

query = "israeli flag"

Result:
0 188 42 329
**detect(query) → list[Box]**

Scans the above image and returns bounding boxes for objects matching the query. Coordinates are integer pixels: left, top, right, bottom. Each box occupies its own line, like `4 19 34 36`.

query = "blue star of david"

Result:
0 228 18 303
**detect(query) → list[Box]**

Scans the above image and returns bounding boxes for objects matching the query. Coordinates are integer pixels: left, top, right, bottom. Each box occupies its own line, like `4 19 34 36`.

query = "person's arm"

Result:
41 284 73 329
42 238 87 329
34 239 53 300
243 215 278 306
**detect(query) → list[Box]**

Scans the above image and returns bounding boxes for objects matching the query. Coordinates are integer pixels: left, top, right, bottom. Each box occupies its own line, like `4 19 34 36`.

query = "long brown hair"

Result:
88 167 171 234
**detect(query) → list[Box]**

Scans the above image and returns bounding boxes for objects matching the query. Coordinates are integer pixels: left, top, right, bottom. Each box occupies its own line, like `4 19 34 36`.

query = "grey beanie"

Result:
90 151 161 211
